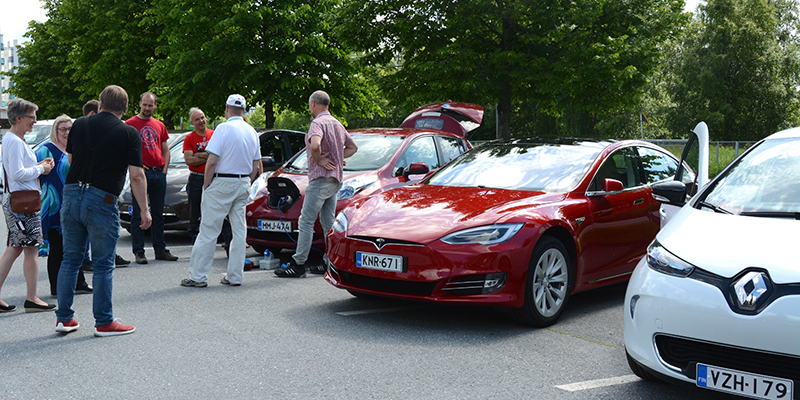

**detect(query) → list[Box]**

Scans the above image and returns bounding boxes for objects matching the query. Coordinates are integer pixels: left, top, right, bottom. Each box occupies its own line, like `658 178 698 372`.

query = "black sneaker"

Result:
134 252 148 265
309 263 326 275
155 250 178 261
274 260 306 278
115 254 131 267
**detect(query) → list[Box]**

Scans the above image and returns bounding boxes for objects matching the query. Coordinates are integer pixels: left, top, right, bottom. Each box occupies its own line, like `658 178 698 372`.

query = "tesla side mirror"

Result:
603 178 624 193
652 180 687 206
403 162 430 178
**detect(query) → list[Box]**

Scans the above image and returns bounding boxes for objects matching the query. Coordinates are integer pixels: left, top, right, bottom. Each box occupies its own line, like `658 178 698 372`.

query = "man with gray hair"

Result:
275 90 357 277
183 107 214 238
181 94 261 287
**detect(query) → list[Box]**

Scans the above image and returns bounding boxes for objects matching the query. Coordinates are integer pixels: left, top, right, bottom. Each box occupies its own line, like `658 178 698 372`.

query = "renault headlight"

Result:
646 240 695 277
338 175 378 201
332 211 348 233
440 223 523 245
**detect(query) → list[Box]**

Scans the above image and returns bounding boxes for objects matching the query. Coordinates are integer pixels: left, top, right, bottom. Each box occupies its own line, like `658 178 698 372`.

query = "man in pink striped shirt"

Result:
275 90 358 277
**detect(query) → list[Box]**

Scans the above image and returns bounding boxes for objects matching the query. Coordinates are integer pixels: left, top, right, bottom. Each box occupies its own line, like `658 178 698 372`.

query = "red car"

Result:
246 102 483 255
324 138 695 327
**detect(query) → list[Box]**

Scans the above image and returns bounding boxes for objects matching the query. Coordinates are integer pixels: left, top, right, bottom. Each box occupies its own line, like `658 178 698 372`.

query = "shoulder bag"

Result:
3 165 42 214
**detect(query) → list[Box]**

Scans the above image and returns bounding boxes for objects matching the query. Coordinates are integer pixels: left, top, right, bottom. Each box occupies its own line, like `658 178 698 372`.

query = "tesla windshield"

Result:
427 141 602 192
703 137 800 215
285 135 404 172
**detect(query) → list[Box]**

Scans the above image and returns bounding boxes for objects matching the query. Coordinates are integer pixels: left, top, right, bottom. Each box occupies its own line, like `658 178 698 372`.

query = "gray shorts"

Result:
3 197 43 247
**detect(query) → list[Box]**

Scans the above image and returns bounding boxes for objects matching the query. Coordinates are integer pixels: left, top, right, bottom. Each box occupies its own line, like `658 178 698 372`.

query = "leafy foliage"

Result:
335 0 686 138
149 0 380 128
666 0 800 140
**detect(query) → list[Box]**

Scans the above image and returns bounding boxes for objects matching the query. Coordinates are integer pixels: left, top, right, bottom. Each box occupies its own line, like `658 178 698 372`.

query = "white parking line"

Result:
556 375 640 392
336 306 427 316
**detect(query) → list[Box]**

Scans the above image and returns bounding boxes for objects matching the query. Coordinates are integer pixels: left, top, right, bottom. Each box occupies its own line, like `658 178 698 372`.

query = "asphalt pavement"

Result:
0 216 737 399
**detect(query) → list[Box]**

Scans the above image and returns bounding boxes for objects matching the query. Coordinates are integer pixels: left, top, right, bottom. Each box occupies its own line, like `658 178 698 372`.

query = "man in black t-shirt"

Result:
55 85 152 337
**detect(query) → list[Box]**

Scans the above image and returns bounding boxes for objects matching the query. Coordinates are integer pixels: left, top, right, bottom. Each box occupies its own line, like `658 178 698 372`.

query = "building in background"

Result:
0 33 20 129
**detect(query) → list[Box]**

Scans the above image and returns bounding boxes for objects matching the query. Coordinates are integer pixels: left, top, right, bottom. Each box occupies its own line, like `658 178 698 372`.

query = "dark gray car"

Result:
119 129 305 232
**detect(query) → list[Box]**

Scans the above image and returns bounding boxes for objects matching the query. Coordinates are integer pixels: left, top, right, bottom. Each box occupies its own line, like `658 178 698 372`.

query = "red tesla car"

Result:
324 138 695 327
246 102 483 255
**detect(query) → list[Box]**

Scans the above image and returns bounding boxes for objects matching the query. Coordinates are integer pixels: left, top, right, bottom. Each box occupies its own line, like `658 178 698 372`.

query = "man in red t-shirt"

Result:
183 108 214 237
125 92 178 264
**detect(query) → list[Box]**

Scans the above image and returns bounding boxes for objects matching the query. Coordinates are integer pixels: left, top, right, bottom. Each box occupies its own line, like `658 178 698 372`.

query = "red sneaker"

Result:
55 319 80 333
93 319 135 337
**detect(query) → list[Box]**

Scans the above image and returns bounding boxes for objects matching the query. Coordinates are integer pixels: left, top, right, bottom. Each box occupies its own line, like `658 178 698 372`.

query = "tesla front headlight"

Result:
646 240 695 277
440 223 523 245
332 211 348 233
338 175 378 201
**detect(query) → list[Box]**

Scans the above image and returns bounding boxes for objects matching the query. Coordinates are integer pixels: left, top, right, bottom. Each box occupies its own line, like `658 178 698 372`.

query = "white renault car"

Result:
624 125 800 399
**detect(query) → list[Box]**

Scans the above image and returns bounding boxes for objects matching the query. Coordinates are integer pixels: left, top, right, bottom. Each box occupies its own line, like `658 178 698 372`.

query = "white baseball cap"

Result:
226 94 246 109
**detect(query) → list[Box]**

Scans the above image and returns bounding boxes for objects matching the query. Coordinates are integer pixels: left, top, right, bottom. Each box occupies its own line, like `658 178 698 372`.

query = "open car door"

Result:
399 102 484 138
657 121 710 227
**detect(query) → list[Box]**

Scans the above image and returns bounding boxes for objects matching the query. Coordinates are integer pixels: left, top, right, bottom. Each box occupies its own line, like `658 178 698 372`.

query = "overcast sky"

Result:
0 0 706 47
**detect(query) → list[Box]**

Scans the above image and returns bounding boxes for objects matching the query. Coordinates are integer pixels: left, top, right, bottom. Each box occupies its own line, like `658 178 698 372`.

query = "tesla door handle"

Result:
633 198 644 205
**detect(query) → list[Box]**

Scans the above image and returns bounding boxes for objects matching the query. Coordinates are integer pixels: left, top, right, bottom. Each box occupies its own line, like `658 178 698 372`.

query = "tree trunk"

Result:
497 82 512 140
264 100 275 129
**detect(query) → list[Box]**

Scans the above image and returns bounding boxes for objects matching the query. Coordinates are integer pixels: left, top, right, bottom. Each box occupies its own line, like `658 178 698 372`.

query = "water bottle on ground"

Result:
260 249 280 270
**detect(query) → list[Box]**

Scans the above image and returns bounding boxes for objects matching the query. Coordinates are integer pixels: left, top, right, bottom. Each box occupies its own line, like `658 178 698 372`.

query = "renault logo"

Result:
374 238 386 250
733 271 770 311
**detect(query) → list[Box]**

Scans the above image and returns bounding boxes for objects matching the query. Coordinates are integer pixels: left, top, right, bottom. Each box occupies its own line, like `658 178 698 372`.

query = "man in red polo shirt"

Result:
183 107 213 238
125 92 179 264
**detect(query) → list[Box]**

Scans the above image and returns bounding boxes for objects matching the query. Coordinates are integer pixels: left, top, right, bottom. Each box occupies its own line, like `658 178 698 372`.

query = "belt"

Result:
143 165 164 171
214 173 248 178
189 171 205 176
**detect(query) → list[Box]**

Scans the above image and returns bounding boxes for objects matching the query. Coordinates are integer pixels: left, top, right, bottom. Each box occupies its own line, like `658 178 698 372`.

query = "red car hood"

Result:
345 185 559 244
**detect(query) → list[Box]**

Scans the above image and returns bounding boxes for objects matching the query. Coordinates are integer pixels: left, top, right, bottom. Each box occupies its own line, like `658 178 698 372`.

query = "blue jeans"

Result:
56 184 120 326
293 177 341 265
131 168 167 255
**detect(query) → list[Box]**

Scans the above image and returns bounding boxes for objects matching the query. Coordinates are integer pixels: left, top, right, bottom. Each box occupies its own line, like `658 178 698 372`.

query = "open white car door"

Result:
659 122 710 227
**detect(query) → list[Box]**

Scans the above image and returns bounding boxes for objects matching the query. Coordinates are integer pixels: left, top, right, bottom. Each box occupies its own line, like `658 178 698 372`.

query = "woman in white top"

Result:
0 98 56 313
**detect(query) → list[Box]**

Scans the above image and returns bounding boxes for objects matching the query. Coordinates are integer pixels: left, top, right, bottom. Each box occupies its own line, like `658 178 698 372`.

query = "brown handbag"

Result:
3 169 42 213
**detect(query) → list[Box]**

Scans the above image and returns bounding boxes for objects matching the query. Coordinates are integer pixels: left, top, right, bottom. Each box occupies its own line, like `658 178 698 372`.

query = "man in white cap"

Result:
181 94 262 287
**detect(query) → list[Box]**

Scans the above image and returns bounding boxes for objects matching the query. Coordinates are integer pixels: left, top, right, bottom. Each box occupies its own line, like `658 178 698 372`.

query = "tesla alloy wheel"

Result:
512 236 572 327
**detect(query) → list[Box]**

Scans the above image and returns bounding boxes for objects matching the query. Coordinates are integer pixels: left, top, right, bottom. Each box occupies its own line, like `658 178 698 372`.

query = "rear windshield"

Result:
284 135 404 172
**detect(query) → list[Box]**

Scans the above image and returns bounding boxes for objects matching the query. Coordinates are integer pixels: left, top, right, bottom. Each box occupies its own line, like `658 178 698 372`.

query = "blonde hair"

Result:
49 114 73 143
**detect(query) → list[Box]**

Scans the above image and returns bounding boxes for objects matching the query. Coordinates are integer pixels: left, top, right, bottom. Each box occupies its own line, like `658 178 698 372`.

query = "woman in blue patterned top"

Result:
37 115 91 296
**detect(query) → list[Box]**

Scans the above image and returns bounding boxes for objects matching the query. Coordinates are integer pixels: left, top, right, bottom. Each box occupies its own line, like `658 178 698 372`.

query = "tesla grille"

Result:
349 236 424 247
339 270 437 296
655 335 800 385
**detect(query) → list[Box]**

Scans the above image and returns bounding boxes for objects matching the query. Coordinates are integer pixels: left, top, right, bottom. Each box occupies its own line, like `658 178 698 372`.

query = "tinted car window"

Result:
590 147 640 191
286 135 404 172
437 136 466 163
396 136 440 171
260 134 285 164
428 142 601 192
638 147 678 184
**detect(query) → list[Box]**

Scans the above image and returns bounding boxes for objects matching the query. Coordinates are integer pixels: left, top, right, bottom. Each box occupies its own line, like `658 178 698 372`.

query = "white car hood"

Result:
658 206 799 283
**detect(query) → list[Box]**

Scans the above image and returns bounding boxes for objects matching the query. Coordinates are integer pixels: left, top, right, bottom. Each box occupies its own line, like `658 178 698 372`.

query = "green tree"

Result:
336 0 686 139
48 0 163 122
150 0 379 128
667 0 800 140
9 5 86 119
